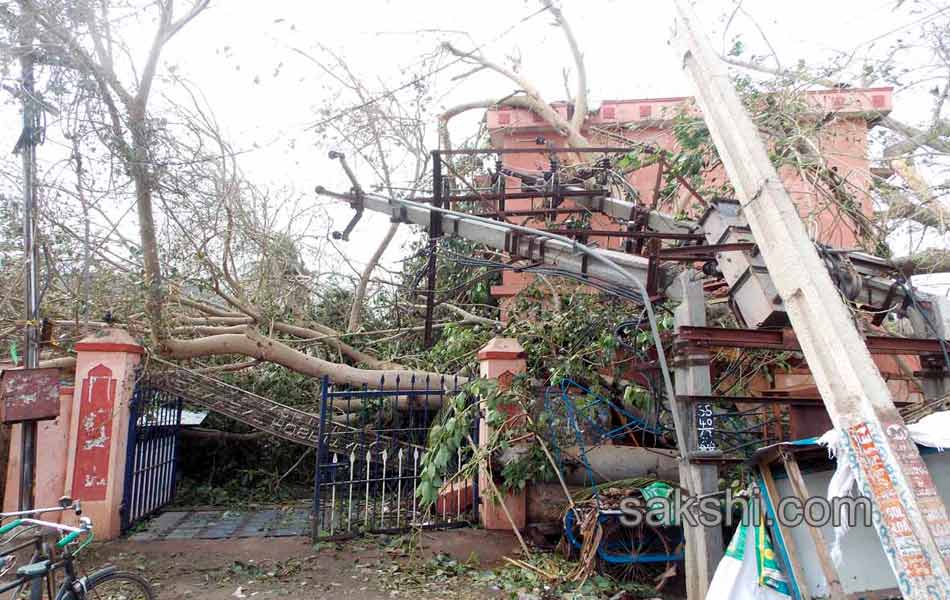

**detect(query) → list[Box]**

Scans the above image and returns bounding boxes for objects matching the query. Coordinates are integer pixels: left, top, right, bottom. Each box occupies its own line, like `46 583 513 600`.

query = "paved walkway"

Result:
128 508 311 541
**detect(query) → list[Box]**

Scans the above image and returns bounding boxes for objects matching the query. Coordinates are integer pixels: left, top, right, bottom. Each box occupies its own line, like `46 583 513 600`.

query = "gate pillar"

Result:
477 337 527 530
62 329 143 540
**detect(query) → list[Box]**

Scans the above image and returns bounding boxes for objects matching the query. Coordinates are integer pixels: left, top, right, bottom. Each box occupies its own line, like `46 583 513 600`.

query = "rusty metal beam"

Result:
475 208 592 218
541 228 705 240
678 394 914 407
658 242 756 261
677 326 948 355
440 189 604 204
438 146 639 156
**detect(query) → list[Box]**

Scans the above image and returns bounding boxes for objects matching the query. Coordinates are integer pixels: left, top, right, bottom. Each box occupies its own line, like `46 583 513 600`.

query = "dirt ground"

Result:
81 529 522 599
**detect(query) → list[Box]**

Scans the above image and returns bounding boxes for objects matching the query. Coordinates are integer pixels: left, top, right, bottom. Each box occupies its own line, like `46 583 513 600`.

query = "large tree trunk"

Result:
130 114 169 346
164 327 464 389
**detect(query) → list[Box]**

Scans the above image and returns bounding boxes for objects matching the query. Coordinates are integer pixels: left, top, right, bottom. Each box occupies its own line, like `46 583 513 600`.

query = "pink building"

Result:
484 88 893 306
481 88 920 407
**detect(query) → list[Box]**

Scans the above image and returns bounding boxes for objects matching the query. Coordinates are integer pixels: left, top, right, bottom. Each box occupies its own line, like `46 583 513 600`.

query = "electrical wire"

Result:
439 249 646 305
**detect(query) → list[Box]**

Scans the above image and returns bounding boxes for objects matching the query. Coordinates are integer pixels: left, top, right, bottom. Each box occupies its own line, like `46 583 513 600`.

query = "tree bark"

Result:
885 158 949 230
347 221 399 333
163 327 464 389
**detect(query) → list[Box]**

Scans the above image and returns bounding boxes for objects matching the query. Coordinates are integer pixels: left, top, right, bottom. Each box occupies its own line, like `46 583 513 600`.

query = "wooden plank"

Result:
781 451 847 600
759 460 811 600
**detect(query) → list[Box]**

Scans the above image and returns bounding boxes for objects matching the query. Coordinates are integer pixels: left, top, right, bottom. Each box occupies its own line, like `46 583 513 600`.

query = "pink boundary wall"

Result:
3 328 142 539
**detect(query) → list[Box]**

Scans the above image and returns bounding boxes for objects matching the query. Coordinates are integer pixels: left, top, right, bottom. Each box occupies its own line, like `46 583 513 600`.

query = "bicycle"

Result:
0 496 155 599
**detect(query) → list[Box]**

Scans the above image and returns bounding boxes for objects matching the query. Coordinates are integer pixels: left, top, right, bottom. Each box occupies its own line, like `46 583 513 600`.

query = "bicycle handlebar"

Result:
55 530 82 549
0 516 92 550
0 498 82 520
0 520 21 535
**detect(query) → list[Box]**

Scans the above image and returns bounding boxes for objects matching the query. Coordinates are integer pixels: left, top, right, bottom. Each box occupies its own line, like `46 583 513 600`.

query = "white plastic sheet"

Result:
906 411 950 450
705 522 791 600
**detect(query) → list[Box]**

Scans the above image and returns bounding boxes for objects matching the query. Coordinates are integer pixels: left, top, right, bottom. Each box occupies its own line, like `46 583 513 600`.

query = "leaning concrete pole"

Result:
673 3 950 597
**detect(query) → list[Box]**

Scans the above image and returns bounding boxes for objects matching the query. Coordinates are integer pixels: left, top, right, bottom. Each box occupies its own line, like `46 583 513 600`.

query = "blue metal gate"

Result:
312 375 478 540
121 380 183 531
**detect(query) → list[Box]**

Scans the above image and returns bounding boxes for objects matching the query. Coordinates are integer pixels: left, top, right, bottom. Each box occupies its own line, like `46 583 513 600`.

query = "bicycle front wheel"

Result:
80 570 155 600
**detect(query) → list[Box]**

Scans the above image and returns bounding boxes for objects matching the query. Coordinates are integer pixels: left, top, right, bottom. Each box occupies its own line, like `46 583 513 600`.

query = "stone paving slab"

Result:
234 509 280 538
128 511 190 541
198 510 247 539
269 509 310 537
127 509 310 541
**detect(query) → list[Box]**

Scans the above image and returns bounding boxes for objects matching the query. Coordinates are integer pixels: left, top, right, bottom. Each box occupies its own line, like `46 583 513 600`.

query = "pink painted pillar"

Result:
477 337 527 531
62 329 143 539
3 384 75 518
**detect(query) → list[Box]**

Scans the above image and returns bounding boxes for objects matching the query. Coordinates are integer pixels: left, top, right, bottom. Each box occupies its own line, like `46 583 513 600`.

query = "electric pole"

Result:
14 1 41 512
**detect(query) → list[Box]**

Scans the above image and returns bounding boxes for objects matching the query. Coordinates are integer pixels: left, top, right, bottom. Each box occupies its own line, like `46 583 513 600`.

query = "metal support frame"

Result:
423 151 443 347
542 229 705 241
329 152 364 241
437 146 640 156
678 394 913 407
906 293 950 401
674 4 950 594
441 189 604 204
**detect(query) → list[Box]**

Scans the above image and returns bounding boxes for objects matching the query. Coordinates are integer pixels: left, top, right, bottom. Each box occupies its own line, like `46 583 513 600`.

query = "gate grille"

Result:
312 376 478 540
121 381 183 531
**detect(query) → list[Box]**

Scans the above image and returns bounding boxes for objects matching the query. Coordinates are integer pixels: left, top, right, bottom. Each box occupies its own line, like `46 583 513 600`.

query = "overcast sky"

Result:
3 0 948 292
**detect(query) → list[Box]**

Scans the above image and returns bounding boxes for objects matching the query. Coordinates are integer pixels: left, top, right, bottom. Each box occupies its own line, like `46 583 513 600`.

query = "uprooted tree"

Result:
0 0 945 404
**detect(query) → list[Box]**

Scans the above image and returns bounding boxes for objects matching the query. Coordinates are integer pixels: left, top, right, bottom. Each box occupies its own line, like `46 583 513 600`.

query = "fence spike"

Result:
397 448 405 528
330 453 339 535
364 450 372 530
347 451 356 531
412 447 420 523
380 449 389 528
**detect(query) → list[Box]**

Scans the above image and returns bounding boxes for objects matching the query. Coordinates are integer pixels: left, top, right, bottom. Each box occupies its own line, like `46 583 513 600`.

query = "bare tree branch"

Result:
442 41 589 147
541 0 587 132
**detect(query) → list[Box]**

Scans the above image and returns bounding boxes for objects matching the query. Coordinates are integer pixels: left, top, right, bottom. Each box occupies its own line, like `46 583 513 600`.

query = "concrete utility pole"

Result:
671 271 723 600
15 2 41 512
673 3 950 597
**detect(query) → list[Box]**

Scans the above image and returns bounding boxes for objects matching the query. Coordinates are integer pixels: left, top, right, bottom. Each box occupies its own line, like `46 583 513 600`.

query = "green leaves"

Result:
415 387 478 509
